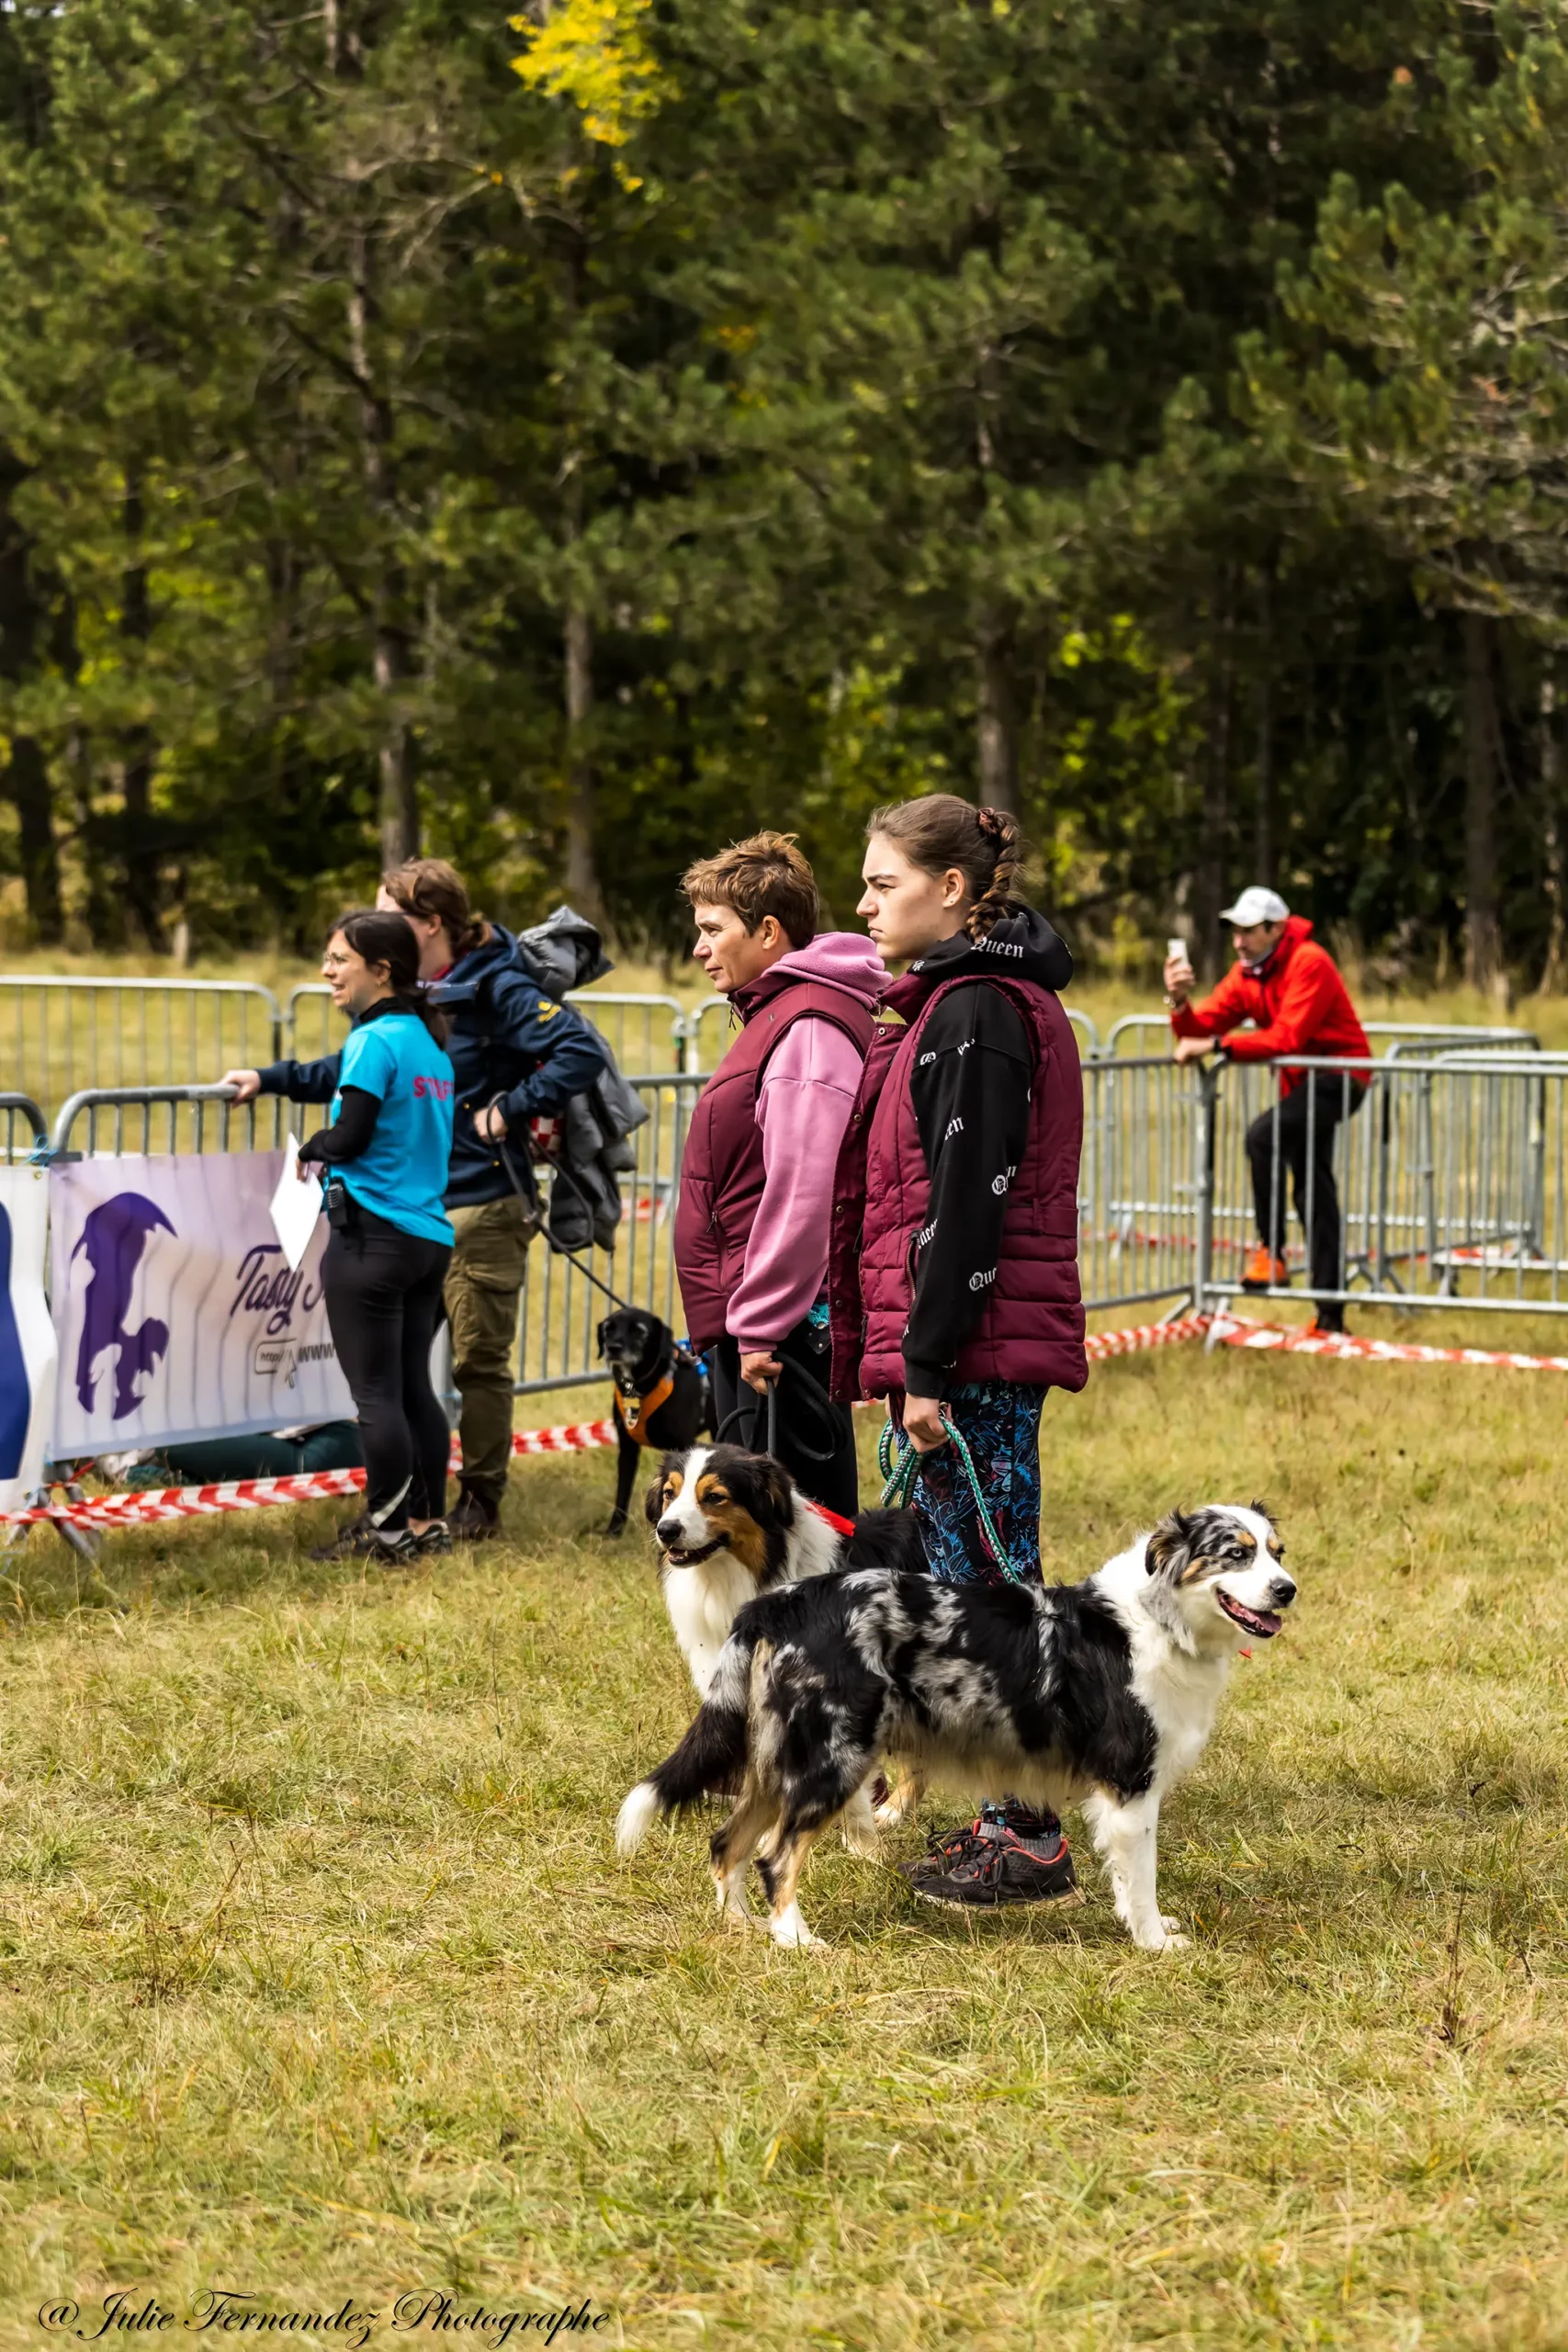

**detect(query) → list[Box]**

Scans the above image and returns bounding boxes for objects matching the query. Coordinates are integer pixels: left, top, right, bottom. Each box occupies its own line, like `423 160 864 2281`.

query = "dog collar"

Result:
613 1373 675 1446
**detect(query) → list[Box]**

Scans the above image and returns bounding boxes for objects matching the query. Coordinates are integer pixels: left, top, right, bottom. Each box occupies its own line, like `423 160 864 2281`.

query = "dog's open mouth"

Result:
1216 1590 1283 1639
663 1537 728 1567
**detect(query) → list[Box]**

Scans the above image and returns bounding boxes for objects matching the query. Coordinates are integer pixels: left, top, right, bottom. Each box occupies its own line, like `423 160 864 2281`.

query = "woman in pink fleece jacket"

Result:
675 834 886 1516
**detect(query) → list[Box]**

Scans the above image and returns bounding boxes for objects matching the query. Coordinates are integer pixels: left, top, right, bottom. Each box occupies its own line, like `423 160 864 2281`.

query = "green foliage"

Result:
0 0 1562 978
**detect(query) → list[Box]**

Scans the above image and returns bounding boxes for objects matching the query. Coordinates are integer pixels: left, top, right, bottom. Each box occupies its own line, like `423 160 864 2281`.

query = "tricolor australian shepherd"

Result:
618 1502 1295 1951
646 1442 926 1698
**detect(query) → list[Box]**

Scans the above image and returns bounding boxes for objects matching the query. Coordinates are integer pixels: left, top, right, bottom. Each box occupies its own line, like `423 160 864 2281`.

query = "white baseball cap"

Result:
1218 886 1289 928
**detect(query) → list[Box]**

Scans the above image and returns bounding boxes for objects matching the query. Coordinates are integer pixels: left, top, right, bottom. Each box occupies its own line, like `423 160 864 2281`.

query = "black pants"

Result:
322 1209 453 1531
711 1315 860 1521
1247 1073 1366 1330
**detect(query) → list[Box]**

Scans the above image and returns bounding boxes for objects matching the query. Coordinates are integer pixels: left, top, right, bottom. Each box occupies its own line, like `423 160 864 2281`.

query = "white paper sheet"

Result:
270 1133 324 1272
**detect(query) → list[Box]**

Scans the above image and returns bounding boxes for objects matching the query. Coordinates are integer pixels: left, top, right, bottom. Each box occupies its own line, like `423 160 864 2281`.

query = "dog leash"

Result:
877 1413 1020 1582
715 1374 780 1458
491 1114 638 1315
714 1353 846 1464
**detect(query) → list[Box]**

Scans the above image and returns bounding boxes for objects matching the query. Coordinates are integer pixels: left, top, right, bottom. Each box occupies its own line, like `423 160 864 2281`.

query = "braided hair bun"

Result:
968 806 1023 940
865 793 1026 938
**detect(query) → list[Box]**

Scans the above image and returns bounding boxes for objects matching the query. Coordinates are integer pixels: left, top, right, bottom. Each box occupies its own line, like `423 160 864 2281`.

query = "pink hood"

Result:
731 933 887 1021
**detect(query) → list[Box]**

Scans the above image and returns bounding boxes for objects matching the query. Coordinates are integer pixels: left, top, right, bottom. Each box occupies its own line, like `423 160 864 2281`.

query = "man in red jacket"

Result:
1165 888 1371 1333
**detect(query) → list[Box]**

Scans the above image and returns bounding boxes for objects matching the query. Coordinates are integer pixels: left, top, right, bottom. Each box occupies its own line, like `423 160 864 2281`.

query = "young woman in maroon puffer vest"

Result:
828 794 1088 1912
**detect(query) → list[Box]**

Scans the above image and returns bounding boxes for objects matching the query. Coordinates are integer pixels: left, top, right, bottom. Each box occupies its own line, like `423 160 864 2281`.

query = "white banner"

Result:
51 1152 353 1454
0 1162 56 1509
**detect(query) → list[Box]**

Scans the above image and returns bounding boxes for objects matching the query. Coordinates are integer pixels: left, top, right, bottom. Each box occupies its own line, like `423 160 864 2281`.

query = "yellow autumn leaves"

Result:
508 0 662 151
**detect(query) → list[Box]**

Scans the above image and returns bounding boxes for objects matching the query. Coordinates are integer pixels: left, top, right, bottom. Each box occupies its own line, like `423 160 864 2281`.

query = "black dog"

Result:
597 1307 714 1535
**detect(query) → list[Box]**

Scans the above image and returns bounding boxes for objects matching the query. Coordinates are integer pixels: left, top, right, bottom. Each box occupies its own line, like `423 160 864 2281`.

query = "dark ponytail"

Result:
865 794 1026 939
331 909 450 1046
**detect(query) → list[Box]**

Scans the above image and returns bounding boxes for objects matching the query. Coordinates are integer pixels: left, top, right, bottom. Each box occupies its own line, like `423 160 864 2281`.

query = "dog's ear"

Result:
754 1455 796 1530
645 1456 679 1528
596 1318 609 1355
1145 1509 1194 1578
1249 1496 1271 1522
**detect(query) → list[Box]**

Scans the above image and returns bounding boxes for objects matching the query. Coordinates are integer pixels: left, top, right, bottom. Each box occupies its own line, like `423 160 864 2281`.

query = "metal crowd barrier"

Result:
0 976 282 1116
1106 1011 1539 1058
510 1074 702 1392
1199 1053 1568 1320
0 1094 48 1163
49 1083 287 1159
29 1023 1568 1420
41 1078 699 1399
1077 1056 1208 1315
285 982 688 1078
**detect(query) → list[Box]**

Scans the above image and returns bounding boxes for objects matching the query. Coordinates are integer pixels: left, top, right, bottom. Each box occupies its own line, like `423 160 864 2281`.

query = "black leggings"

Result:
1247 1071 1367 1323
322 1209 453 1531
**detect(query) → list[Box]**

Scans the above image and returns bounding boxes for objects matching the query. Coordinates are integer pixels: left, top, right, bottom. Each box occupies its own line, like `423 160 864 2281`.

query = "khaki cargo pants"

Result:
445 1194 536 1503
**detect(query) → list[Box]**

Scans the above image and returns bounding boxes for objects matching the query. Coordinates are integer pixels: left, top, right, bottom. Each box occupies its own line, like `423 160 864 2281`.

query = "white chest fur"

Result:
1091 1550 1232 1791
664 1555 764 1694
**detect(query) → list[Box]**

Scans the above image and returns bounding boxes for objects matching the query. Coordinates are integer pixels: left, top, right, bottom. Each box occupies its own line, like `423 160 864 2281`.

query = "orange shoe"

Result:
1241 1247 1290 1291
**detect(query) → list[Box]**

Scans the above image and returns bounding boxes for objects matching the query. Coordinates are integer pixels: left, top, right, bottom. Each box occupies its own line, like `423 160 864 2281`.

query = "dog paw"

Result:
1141 1928 1190 1952
1159 1913 1186 1936
769 1910 821 1950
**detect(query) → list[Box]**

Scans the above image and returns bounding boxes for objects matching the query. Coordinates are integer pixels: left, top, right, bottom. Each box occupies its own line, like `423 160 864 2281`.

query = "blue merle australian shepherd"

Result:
617 1502 1295 1951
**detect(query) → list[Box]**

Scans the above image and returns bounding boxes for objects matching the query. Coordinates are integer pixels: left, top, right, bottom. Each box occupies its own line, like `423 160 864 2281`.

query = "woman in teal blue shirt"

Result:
294 910 456 1562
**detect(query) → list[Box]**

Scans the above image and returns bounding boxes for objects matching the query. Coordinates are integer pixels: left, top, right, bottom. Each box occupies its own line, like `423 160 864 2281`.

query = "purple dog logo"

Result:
72 1193 176 1419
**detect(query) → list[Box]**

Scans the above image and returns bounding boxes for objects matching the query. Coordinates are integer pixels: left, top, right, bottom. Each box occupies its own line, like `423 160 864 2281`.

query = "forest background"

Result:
3 0 1568 991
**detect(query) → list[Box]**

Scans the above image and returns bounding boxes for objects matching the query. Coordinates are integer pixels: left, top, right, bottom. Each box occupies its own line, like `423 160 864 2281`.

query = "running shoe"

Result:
413 1521 453 1556
309 1514 421 1565
1241 1248 1290 1290
902 1800 1071 1885
913 1812 1081 1909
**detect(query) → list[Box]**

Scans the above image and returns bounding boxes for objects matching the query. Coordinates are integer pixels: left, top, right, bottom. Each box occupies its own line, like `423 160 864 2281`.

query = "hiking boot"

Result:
310 1514 421 1566
913 1809 1081 1910
902 1800 1071 1887
412 1521 453 1556
1242 1248 1290 1291
449 1486 502 1544
1304 1316 1346 1340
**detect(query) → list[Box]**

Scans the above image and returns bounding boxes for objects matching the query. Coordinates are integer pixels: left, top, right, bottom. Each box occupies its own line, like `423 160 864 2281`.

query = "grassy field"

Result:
0 1321 1564 2349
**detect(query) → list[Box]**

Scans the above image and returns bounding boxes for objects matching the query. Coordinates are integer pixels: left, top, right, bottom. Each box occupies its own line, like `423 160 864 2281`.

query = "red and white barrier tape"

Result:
20 1304 1560 1533
1 1419 618 1531
5 1324 1221 1533
1085 1314 1212 1360
1210 1312 1568 1374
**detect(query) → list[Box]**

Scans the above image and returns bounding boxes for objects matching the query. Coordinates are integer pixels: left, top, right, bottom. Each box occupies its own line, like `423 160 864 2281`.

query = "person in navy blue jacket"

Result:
224 859 605 1540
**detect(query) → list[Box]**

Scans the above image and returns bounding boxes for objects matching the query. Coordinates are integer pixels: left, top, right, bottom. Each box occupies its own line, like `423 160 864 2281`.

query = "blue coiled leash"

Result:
877 1412 1021 1583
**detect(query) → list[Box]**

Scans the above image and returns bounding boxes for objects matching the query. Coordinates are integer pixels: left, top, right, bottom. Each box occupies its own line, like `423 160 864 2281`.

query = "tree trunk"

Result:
349 243 417 869
374 624 416 870
0 450 62 942
8 736 62 944
1463 612 1503 997
563 594 603 920
976 605 1020 815
1254 559 1275 889
972 334 1019 815
1191 579 1235 983
1540 668 1565 996
558 232 604 921
121 471 165 951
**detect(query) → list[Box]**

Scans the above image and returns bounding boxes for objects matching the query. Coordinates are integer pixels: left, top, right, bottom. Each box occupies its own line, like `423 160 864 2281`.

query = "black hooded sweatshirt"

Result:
901 907 1076 1396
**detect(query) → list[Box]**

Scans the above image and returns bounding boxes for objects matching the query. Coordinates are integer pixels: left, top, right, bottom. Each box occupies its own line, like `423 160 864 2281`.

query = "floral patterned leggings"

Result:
902 1380 1045 1588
